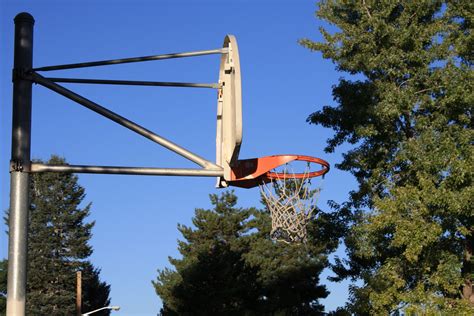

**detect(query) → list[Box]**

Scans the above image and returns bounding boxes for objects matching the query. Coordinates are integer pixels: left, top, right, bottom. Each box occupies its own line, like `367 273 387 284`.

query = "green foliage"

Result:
2 156 111 315
154 192 259 315
301 1 473 314
81 262 111 316
154 191 341 315
0 260 6 316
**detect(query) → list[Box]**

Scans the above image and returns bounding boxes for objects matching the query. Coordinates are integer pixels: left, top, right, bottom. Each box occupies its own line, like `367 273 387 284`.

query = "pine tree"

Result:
154 191 260 315
0 260 6 316
2 156 111 315
300 1 473 314
81 262 111 315
154 190 342 315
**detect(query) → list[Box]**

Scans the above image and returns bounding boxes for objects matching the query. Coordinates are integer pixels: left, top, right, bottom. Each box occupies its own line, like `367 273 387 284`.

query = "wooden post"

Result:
76 271 82 316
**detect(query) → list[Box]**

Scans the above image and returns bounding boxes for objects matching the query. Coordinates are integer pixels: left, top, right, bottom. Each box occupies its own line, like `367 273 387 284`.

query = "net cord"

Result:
259 164 324 243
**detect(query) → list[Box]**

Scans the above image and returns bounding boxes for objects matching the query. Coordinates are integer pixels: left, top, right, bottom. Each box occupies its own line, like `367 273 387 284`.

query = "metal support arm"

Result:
46 77 219 89
31 72 221 170
34 48 228 71
31 163 223 177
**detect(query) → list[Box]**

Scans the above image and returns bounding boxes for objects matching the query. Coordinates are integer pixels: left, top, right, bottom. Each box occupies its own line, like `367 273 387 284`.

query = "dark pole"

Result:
7 12 34 316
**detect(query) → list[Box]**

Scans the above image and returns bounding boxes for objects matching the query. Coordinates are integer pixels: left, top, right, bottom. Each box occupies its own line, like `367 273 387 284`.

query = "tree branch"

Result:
414 86 444 94
362 0 372 19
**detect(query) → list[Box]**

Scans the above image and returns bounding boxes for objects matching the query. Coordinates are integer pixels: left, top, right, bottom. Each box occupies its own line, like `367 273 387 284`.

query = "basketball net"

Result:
259 165 323 243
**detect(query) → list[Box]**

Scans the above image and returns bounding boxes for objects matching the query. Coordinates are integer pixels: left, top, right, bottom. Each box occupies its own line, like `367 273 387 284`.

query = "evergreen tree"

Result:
81 262 111 315
2 156 111 315
154 192 260 315
0 260 6 316
300 1 473 314
154 190 341 315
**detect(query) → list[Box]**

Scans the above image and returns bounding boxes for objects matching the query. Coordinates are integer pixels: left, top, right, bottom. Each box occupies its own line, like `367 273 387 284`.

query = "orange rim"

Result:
227 154 330 188
264 155 330 180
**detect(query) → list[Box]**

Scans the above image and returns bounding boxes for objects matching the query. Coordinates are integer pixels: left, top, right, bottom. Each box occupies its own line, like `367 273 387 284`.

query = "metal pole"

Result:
7 12 34 316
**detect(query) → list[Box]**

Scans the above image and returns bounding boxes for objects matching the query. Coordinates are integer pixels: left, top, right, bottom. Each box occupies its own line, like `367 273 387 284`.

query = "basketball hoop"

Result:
226 155 329 243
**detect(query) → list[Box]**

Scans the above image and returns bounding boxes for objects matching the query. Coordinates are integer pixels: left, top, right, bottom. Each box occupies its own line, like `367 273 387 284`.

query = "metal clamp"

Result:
10 160 24 172
12 68 33 82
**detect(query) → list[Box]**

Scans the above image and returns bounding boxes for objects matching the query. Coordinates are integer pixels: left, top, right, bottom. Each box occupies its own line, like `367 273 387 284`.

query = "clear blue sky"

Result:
1 1 357 314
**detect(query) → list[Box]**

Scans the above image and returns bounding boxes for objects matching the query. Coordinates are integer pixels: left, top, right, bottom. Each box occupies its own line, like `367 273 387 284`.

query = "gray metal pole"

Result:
7 12 34 316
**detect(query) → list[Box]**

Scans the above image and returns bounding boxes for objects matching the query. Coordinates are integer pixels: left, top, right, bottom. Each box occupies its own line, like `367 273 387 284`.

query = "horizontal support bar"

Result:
32 72 221 170
31 163 224 177
46 77 219 89
33 48 228 71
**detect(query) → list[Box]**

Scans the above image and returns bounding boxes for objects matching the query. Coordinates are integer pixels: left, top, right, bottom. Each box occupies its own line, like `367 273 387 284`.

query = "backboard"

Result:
216 35 242 187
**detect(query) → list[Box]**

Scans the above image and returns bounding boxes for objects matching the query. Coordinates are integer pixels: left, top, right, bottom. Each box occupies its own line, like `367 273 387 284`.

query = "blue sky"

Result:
1 1 357 314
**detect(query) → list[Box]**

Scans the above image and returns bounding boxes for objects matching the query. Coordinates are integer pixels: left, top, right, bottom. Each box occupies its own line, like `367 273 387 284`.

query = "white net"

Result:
259 165 323 243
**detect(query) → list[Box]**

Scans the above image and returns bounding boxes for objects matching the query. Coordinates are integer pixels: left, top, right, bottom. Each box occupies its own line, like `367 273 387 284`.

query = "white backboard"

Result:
216 35 242 187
